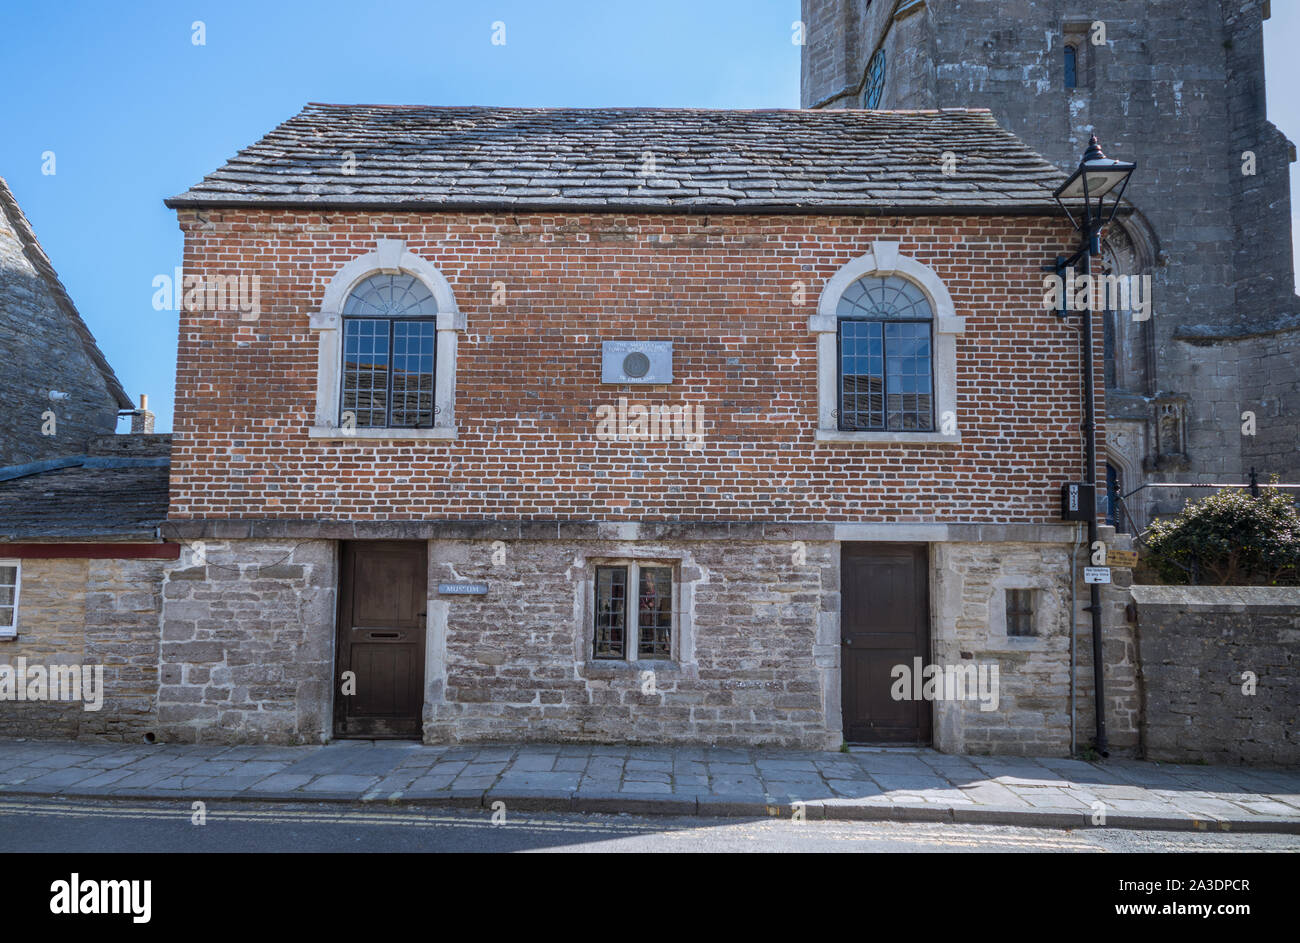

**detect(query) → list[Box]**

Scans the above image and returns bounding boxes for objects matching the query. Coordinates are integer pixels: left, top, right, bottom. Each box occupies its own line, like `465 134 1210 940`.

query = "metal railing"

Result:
1111 468 1300 584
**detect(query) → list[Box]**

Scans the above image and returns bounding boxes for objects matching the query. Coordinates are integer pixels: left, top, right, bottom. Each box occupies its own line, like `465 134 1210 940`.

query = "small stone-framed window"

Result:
0 560 21 637
1005 589 1036 637
309 239 465 441
1062 24 1093 89
592 561 676 661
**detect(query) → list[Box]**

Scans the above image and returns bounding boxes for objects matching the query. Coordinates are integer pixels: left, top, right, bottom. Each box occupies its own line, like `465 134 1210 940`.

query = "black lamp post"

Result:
1052 135 1135 758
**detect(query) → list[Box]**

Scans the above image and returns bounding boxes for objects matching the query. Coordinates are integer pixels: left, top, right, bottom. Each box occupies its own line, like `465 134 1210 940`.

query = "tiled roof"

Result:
165 104 1067 214
0 456 170 541
0 177 132 410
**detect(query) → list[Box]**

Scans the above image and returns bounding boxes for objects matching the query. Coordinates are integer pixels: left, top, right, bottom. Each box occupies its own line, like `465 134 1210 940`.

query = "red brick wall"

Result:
169 211 1103 522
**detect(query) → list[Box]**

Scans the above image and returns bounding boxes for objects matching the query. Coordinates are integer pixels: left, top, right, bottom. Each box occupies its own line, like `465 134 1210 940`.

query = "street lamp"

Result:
1054 135 1136 254
1052 135 1135 758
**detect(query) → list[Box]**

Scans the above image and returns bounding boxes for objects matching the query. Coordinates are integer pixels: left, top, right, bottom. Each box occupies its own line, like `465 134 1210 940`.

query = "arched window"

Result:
836 276 934 431
308 239 464 440
342 274 437 428
1064 44 1078 89
810 242 963 444
862 50 886 108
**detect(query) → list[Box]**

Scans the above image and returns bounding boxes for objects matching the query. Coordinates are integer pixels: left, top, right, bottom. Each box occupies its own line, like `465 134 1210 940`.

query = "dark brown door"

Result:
841 543 931 744
334 541 427 739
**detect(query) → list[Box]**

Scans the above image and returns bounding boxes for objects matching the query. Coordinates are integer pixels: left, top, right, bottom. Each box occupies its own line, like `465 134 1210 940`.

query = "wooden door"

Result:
334 541 427 739
840 543 931 744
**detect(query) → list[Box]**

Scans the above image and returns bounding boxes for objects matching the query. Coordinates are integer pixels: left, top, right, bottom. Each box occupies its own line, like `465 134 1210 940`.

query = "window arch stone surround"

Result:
810 241 964 444
307 239 464 440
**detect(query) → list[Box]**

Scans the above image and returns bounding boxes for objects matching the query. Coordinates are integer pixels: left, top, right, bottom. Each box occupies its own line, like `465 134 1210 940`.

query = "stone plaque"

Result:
437 582 488 595
601 341 673 384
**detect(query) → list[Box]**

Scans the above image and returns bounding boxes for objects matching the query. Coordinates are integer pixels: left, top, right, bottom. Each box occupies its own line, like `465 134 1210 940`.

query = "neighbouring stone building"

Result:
0 433 174 740
143 103 1140 754
801 0 1300 526
0 179 173 739
0 176 134 465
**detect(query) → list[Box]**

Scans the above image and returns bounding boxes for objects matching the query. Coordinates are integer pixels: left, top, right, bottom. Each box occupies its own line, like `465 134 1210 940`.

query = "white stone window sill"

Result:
308 425 458 441
816 430 961 445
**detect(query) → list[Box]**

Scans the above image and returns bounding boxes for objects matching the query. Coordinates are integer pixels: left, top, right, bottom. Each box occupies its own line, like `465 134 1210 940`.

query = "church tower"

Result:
802 0 1300 526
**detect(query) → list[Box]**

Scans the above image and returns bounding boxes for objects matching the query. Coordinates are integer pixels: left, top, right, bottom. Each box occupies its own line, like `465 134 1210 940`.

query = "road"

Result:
0 795 1295 852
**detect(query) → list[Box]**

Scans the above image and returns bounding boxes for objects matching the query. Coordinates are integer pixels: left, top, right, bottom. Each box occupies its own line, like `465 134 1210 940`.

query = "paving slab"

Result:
2 738 1297 833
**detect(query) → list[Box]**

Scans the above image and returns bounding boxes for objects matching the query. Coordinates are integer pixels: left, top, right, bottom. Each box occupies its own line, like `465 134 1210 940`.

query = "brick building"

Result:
148 104 1137 753
801 0 1300 526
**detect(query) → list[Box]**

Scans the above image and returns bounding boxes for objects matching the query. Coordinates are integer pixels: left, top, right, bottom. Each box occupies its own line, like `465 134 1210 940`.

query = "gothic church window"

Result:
862 50 886 108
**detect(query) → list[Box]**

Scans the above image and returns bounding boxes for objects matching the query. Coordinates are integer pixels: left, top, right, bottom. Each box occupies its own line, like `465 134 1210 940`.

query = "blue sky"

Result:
1 1 1297 432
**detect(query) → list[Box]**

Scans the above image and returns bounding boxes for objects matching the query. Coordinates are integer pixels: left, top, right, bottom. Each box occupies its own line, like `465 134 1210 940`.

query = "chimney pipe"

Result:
131 394 155 434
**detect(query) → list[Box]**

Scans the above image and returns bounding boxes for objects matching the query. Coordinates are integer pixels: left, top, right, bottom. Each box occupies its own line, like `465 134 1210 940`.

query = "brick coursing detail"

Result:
168 210 1105 523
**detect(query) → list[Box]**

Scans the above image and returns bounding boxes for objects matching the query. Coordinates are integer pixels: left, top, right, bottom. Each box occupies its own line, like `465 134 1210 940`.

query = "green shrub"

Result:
1143 486 1300 585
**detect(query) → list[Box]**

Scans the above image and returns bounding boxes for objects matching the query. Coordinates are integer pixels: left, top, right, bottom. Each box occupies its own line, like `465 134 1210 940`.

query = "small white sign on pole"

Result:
1084 567 1112 584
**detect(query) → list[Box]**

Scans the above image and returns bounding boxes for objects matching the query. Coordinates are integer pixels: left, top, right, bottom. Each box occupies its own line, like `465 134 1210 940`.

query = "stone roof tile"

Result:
166 104 1066 215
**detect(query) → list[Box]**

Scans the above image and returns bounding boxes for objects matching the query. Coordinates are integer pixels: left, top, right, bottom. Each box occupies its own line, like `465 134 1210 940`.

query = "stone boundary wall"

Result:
1132 585 1300 766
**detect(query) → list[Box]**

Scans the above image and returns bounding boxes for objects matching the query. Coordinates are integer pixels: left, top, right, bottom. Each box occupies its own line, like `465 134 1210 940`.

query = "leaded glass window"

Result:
341 273 437 428
594 566 628 659
836 275 934 432
862 50 886 108
1064 45 1078 89
637 567 673 658
593 562 674 661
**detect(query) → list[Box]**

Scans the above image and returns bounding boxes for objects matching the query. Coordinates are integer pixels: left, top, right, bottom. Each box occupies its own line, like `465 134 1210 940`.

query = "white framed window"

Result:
590 560 677 662
0 560 20 637
308 239 464 440
811 241 963 444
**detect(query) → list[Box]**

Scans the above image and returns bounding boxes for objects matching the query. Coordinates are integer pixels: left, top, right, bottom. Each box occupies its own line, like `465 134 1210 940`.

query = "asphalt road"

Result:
0 795 1296 852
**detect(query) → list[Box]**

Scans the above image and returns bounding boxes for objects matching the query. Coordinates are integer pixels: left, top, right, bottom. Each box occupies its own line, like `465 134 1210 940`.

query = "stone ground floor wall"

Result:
155 540 336 744
5 527 1151 756
929 528 1139 757
425 536 838 748
1132 584 1300 766
0 556 165 739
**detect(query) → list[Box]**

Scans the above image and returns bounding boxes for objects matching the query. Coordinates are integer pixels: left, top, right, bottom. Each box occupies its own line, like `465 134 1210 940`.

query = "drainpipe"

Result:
1079 243 1109 757
1069 521 1083 755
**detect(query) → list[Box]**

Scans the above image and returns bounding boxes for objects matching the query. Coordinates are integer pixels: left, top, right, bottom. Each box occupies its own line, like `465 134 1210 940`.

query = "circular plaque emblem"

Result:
622 352 651 378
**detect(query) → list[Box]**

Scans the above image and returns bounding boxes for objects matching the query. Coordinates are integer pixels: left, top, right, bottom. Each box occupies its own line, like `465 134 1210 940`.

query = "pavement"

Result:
1 739 1297 833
